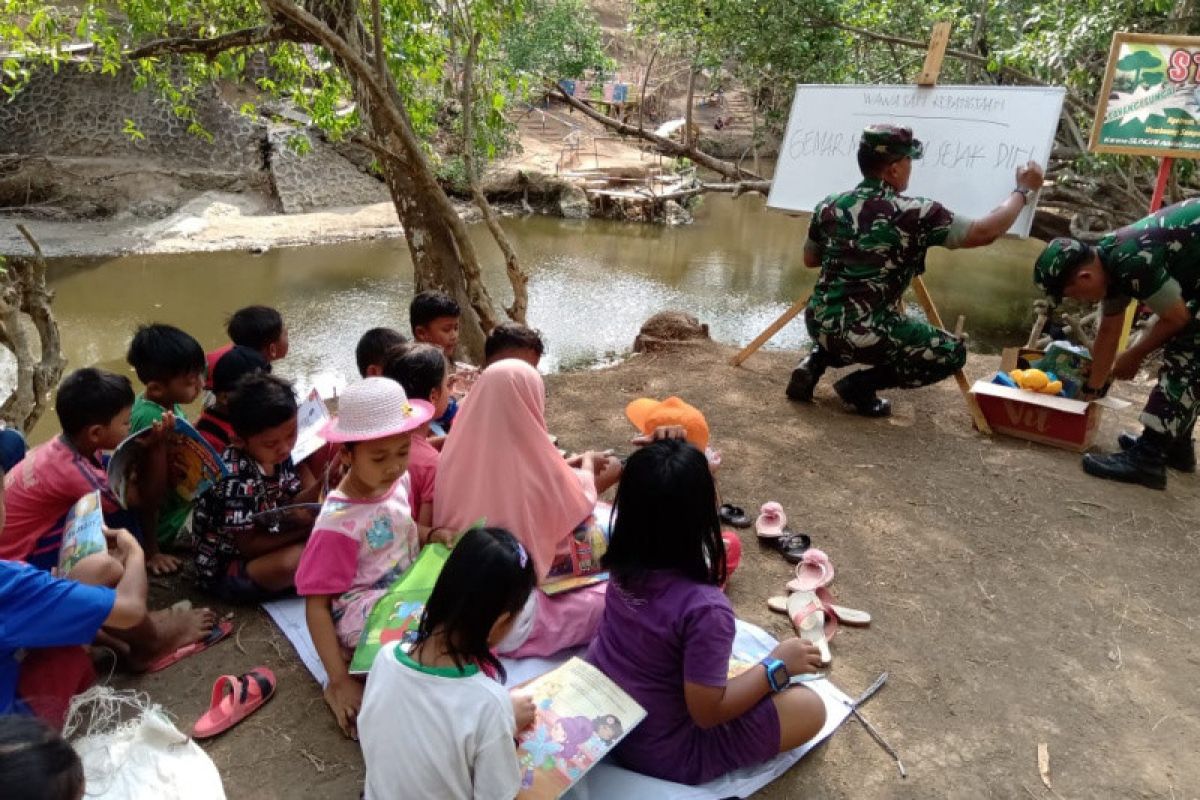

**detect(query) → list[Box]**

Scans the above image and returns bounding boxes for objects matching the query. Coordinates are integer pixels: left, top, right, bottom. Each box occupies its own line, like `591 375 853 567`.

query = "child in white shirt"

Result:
358 527 537 800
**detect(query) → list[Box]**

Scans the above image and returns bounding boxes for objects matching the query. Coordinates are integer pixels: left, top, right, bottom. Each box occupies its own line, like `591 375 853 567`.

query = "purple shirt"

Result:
586 571 737 776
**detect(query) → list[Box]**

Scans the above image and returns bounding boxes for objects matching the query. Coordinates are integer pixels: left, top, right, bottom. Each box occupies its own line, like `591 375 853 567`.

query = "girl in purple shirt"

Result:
586 439 827 785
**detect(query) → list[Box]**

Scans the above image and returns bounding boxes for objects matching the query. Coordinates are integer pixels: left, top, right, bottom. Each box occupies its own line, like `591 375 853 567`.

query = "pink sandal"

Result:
146 620 233 673
755 502 788 539
787 590 835 665
785 548 835 592
193 667 276 739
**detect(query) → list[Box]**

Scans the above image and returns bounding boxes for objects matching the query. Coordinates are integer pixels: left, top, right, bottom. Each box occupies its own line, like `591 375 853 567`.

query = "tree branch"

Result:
125 24 293 60
812 16 1093 115
548 81 763 181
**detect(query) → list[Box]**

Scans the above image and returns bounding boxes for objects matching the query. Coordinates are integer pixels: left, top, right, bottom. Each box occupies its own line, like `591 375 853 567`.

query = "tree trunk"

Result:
0 226 67 434
684 61 698 147
750 82 761 176
277 0 499 361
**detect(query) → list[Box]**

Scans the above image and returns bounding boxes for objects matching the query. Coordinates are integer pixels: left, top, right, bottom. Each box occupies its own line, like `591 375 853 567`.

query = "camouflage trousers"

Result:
1141 317 1199 441
805 306 966 389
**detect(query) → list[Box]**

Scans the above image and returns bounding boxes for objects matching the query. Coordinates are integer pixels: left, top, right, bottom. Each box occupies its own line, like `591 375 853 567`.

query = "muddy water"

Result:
29 193 1043 440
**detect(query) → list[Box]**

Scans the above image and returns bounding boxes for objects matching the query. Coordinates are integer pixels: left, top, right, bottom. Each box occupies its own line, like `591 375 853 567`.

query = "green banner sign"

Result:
1091 32 1200 159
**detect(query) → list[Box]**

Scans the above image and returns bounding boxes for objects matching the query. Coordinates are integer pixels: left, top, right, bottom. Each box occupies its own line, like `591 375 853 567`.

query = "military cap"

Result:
1034 238 1094 303
859 125 924 159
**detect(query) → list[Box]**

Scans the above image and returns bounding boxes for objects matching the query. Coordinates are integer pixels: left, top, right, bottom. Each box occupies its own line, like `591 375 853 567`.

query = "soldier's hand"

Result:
1016 161 1044 192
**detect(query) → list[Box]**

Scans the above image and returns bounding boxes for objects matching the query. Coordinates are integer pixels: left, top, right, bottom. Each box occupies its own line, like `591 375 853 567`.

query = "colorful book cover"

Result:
545 502 613 582
540 572 609 596
516 657 646 800
57 491 106 575
107 417 228 509
349 543 453 675
291 389 330 464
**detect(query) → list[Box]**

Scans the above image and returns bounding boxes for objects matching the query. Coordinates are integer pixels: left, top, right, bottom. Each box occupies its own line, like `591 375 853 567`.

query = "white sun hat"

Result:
319 377 435 443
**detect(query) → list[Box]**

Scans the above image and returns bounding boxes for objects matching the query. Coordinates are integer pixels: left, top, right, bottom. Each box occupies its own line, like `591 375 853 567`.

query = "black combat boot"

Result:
786 347 830 402
1082 429 1169 490
832 366 895 418
1117 430 1196 473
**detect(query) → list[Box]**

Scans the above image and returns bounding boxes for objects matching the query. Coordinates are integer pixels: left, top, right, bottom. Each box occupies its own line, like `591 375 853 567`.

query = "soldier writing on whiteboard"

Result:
1033 201 1200 490
787 124 1045 417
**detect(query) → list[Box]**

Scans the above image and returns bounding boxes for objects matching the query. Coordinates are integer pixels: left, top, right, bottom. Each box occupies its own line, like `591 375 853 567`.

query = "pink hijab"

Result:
433 360 596 580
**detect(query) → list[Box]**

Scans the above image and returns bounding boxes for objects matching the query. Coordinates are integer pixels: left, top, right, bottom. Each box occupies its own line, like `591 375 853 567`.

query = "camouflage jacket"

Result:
805 178 969 327
1098 198 1200 316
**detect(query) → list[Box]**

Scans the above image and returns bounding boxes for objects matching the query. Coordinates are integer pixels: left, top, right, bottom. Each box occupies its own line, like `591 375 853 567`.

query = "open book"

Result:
541 502 613 596
516 657 646 799
107 416 228 509
57 491 106 575
349 543 453 675
292 389 330 464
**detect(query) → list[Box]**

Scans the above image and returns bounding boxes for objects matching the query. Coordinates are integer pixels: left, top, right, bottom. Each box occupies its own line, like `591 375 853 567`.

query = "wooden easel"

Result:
731 22 993 435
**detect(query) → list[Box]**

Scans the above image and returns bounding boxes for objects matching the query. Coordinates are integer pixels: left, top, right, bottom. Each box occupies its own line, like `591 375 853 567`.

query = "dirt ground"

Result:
123 342 1199 800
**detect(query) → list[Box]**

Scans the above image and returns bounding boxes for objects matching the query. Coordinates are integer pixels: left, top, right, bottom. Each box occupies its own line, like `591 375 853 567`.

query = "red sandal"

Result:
146 619 234 674
192 667 277 739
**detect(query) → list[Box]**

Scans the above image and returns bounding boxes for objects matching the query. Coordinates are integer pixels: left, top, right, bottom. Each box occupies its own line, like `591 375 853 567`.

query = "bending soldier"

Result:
788 124 1045 416
1034 200 1200 490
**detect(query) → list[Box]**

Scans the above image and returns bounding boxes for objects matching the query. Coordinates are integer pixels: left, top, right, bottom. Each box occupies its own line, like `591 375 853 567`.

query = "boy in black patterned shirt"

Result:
193 373 320 602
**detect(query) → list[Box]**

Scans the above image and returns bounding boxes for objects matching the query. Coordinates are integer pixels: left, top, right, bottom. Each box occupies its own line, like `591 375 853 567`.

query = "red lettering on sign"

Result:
1169 49 1193 83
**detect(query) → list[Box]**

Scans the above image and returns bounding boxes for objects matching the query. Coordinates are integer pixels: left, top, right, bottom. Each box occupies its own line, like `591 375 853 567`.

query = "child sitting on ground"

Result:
194 346 271 453
483 321 545 369
410 290 474 433
586 439 826 785
355 327 407 378
358 527 537 799
0 369 130 575
380 343 452 526
192 373 320 603
126 323 208 571
294 377 453 739
205 305 289 389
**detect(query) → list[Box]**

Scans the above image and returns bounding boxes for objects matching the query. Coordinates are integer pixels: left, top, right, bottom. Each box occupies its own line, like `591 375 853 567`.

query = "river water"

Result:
29 193 1043 439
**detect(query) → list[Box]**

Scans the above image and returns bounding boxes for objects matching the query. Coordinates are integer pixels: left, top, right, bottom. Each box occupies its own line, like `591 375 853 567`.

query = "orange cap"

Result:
624 396 710 450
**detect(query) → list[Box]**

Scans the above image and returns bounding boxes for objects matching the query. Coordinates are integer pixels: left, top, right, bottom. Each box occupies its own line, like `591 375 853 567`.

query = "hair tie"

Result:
514 541 529 569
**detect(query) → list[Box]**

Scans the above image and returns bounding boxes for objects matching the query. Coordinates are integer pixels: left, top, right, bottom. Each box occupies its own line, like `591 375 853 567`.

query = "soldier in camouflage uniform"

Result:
787 125 1045 416
1034 200 1200 490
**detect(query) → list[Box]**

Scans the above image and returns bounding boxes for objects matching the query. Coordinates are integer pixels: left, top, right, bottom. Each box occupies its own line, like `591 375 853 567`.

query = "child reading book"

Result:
586 438 827 785
194 346 271 452
294 377 450 739
358 526 537 800
380 343 452 525
192 373 319 603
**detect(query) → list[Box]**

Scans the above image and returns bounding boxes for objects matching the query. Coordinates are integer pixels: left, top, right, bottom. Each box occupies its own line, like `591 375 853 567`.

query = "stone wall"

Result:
268 128 390 213
0 67 264 173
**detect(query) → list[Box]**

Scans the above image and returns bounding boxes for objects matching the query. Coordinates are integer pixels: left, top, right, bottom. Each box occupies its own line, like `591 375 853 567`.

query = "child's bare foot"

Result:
143 606 216 662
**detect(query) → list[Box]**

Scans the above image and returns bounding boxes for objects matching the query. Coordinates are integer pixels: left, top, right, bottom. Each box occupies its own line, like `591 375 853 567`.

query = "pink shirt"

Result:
0 437 118 569
295 476 420 600
407 435 439 517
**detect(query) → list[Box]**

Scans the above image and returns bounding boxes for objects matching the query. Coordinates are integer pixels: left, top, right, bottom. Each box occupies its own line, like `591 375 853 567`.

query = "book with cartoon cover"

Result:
516 657 646 799
349 542 454 675
106 416 227 509
57 491 106 575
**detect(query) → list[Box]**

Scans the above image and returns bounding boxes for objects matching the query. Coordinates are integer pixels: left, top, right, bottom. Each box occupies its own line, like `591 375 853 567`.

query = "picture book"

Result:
57 491 106 575
349 542 453 675
292 389 330 464
545 502 613 581
516 657 646 800
540 572 609 596
107 417 228 509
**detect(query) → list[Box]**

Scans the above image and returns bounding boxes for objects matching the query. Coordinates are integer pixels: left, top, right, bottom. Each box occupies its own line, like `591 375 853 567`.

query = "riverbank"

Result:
122 342 1198 799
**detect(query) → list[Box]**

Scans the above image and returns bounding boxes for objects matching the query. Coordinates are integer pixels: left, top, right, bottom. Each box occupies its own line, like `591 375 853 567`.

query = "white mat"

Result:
263 598 851 799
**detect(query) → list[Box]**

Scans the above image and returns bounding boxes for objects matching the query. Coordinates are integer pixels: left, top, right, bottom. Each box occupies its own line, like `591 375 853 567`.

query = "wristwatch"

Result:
1012 187 1033 204
761 657 790 693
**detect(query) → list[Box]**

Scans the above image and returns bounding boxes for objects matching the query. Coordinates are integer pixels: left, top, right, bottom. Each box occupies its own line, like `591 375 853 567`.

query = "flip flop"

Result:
192 667 276 739
778 532 812 562
146 619 233 674
787 590 834 665
785 548 835 592
768 592 870 626
755 502 788 539
719 504 752 529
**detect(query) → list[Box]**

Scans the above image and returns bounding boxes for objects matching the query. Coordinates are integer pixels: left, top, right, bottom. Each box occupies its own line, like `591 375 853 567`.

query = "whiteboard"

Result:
766 84 1066 237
